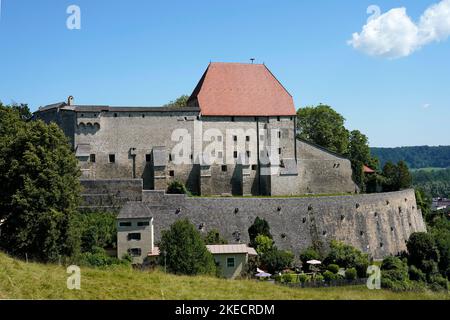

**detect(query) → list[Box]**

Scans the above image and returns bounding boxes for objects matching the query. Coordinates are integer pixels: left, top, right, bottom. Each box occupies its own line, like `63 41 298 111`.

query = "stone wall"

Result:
125 189 426 259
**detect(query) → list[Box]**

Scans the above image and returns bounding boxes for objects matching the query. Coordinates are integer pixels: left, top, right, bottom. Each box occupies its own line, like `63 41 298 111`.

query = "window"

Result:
129 248 142 257
109 154 116 163
252 165 257 171
137 221 150 227
218 151 223 158
233 151 238 159
278 131 281 138
169 154 173 162
231 117 235 122
142 114 145 118
119 222 132 227
246 151 251 158
246 136 250 142
277 116 281 122
114 113 118 118
278 148 282 155
233 136 238 142
222 165 228 172
128 233 141 241
146 154 151 162
90 154 96 163
217 136 223 142
227 257 235 268
169 170 175 177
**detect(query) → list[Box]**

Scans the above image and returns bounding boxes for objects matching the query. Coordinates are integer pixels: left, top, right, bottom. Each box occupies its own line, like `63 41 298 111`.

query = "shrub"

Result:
75 247 129 268
254 235 274 255
260 248 294 274
327 264 340 274
406 232 439 274
428 275 449 291
408 265 426 282
167 180 189 195
159 219 216 276
324 241 369 278
314 274 324 282
298 274 310 283
281 273 298 284
345 268 357 280
323 270 336 281
248 217 273 248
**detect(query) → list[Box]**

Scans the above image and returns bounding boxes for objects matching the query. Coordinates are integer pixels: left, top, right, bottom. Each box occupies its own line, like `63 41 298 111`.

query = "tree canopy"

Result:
164 95 190 108
0 104 81 262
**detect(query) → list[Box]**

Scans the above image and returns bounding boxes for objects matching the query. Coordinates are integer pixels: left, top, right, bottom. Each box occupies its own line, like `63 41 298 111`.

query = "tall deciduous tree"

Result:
164 95 190 108
0 104 81 262
296 104 349 154
248 217 273 248
159 219 216 276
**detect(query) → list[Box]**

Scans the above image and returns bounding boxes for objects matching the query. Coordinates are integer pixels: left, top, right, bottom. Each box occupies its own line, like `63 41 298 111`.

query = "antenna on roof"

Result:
250 58 255 64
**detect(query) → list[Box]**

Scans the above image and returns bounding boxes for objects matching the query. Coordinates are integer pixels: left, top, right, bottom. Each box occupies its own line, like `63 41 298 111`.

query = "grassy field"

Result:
0 252 448 300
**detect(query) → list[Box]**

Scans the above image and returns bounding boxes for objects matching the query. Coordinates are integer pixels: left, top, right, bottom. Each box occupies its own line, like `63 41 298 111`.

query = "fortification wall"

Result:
135 189 426 259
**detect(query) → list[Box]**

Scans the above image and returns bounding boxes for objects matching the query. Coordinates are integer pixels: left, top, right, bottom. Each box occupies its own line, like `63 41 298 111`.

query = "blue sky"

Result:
0 0 449 147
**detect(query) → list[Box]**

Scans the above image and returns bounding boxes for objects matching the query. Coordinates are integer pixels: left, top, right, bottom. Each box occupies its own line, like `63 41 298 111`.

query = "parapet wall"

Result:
135 189 426 259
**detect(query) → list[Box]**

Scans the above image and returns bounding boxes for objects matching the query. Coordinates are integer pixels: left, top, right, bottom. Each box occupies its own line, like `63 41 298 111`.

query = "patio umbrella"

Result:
255 272 272 278
307 260 322 265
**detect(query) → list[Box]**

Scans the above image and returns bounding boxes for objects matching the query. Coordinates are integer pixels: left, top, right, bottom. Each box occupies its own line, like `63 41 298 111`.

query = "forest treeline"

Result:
371 146 450 169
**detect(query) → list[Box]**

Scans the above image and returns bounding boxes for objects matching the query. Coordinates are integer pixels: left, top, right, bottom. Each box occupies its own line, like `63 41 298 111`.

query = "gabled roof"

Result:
206 244 257 256
363 165 376 174
188 62 296 117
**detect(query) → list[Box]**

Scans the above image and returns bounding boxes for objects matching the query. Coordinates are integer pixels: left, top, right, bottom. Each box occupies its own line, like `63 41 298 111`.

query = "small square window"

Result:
222 165 228 172
128 233 141 241
129 248 142 257
233 136 238 142
114 113 118 118
246 136 250 142
146 154 151 162
217 136 223 142
252 165 258 171
233 151 238 159
109 154 116 163
137 221 150 227
277 116 281 122
119 222 132 227
169 170 175 177
227 257 235 268
90 154 96 163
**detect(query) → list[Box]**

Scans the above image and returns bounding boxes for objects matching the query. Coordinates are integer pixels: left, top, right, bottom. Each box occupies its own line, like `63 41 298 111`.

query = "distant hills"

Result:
371 146 450 169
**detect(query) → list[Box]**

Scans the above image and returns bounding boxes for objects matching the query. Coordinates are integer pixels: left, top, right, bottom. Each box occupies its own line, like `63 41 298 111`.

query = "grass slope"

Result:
0 252 448 300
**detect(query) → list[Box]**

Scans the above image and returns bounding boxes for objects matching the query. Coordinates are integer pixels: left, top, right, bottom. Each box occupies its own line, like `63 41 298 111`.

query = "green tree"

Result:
260 248 294 274
72 212 117 253
204 229 228 245
248 217 273 248
254 235 274 255
323 240 369 278
159 219 216 276
0 106 81 262
297 104 349 154
382 161 398 192
164 95 190 108
406 232 440 276
346 130 374 190
397 161 412 190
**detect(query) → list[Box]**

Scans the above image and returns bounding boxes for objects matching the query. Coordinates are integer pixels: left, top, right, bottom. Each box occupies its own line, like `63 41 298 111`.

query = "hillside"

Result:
413 168 450 197
0 252 448 300
371 146 450 169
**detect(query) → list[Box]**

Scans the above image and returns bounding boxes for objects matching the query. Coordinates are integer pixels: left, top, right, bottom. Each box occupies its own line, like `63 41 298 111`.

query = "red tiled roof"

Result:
363 165 375 174
188 62 296 117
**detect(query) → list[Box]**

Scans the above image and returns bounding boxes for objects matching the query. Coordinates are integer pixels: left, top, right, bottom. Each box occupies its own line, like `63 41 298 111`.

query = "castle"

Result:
34 62 426 263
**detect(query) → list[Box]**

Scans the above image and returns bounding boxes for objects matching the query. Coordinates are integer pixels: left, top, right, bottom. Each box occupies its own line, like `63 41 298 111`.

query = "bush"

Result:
324 241 369 278
298 274 310 283
345 268 357 280
159 219 216 276
428 275 448 291
314 274 324 282
74 247 129 268
323 270 336 281
281 273 298 284
327 264 340 274
167 180 189 195
408 265 426 282
406 232 439 274
260 248 294 274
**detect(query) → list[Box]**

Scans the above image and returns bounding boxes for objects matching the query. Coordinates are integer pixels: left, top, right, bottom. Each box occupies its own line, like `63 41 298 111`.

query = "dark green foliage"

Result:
345 268 357 280
159 219 216 276
323 270 336 281
323 241 369 278
248 217 273 248
380 256 413 291
204 229 228 245
413 168 450 198
381 161 412 192
164 95 190 108
299 247 321 272
167 180 189 195
74 246 130 267
428 275 449 291
327 264 340 274
408 265 426 282
406 233 440 274
371 145 450 169
347 130 378 190
297 105 349 155
0 105 81 262
72 212 117 253
415 189 432 221
260 248 294 274
428 216 450 279
397 161 412 190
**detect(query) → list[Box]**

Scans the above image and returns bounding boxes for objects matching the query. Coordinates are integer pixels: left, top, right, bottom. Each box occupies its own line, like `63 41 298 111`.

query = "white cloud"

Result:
349 0 450 58
423 103 432 109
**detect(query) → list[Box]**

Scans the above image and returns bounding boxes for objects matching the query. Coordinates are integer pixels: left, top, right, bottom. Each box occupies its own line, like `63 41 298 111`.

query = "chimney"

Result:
67 96 74 106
